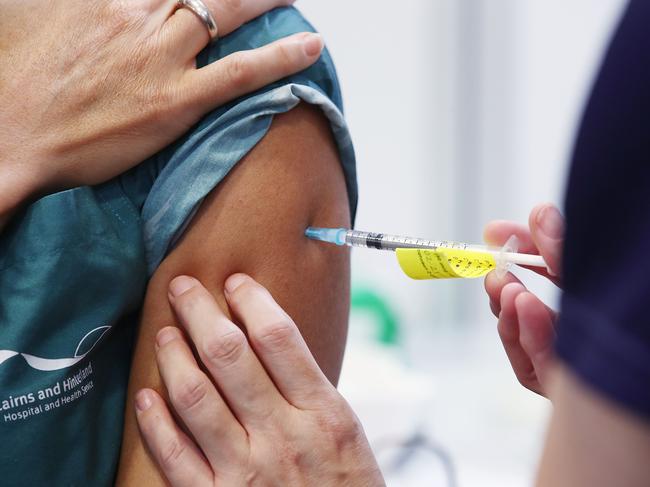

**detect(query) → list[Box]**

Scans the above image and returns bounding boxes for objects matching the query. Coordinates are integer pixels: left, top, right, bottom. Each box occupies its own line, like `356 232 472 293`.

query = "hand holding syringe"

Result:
305 227 547 279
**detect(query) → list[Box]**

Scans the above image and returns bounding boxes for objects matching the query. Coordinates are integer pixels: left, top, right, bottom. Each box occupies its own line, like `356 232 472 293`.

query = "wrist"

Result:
0 158 42 224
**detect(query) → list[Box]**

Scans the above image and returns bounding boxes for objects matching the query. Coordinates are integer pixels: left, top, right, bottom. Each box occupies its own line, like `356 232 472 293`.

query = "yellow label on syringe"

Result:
396 248 496 279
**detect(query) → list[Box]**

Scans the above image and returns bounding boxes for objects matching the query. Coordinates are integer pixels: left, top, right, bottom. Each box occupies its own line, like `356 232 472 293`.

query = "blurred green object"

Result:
351 287 400 346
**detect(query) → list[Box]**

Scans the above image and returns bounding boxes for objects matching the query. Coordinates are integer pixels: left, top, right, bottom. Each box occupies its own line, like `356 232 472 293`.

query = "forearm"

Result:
537 366 650 486
116 104 352 484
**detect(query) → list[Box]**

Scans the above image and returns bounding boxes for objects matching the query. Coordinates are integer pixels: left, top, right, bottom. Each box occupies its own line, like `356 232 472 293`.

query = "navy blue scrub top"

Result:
557 0 650 419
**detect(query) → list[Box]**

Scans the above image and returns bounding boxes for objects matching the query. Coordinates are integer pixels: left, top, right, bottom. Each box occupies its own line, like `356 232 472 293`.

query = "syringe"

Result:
305 227 546 269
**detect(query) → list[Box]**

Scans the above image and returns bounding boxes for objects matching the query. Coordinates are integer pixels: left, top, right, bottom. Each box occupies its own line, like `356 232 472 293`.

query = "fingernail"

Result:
156 327 178 348
224 274 248 294
537 205 564 240
302 33 323 57
135 390 153 412
169 276 196 298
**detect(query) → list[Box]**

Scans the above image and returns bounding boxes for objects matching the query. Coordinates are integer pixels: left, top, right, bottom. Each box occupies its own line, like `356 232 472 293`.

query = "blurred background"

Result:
299 1 627 485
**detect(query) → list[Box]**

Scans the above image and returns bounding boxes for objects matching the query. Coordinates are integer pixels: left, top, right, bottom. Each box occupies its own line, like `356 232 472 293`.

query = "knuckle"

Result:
171 374 209 412
276 42 296 67
147 85 173 116
497 320 517 344
103 1 131 33
159 437 186 472
515 369 536 390
221 0 243 12
138 411 158 437
228 279 264 307
276 443 305 471
137 81 190 134
102 1 150 39
225 53 253 86
316 404 362 445
140 0 163 13
253 320 296 353
201 330 247 368
174 289 203 316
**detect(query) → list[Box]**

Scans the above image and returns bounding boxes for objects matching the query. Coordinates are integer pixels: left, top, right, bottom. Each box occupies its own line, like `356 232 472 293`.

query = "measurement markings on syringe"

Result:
365 233 384 250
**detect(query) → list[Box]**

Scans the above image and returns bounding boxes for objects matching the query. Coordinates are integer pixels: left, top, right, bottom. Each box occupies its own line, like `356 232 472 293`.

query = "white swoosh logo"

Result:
0 326 111 371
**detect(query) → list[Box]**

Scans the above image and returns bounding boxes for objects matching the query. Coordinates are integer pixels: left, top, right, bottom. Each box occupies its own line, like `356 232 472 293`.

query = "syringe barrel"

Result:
345 230 455 251
345 230 387 249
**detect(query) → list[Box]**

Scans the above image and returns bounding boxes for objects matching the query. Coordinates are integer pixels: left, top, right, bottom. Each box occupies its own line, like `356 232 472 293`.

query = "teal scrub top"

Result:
0 7 356 486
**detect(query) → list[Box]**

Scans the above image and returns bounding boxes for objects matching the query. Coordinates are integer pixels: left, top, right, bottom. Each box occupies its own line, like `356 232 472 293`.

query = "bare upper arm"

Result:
537 366 650 487
115 103 351 484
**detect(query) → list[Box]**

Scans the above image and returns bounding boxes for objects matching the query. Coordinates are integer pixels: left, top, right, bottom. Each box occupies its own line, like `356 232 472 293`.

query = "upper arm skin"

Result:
115 104 351 485
537 367 650 487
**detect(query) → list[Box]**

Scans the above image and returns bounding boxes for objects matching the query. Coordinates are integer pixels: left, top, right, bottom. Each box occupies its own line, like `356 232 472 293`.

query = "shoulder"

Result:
136 7 355 272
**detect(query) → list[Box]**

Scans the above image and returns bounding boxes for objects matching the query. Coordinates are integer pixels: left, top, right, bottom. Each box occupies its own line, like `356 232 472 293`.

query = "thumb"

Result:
529 203 564 277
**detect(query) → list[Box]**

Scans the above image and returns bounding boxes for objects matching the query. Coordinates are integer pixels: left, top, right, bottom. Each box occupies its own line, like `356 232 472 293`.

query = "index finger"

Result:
484 221 537 253
224 274 337 410
183 32 323 112
168 276 286 427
